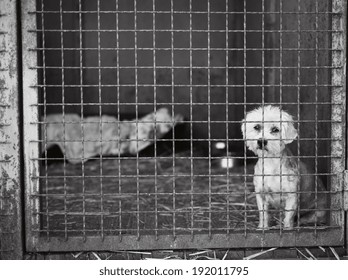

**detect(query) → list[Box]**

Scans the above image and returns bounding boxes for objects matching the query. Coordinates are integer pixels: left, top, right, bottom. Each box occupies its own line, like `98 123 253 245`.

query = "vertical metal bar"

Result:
261 0 266 237
115 0 122 241
279 0 284 233
96 0 104 241
152 0 158 240
332 0 347 253
330 0 346 227
59 0 68 241
207 0 212 239
133 0 140 240
78 0 87 242
225 0 230 235
261 1 265 109
39 0 49 241
266 1 277 101
296 0 301 230
243 0 247 237
0 0 22 259
189 0 194 239
314 0 319 236
343 0 348 252
170 0 176 240
22 0 40 252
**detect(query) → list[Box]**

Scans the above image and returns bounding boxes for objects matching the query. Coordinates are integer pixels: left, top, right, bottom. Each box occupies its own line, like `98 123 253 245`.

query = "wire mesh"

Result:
23 0 346 250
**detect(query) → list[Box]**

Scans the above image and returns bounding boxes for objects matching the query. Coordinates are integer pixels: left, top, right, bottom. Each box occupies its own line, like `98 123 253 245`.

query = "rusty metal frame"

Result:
330 0 346 229
331 0 347 253
0 0 23 259
341 0 348 259
22 0 40 253
22 0 347 253
28 228 343 252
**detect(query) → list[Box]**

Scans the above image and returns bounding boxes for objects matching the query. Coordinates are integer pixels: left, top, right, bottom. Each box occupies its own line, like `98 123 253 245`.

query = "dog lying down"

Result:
42 108 183 164
241 105 327 229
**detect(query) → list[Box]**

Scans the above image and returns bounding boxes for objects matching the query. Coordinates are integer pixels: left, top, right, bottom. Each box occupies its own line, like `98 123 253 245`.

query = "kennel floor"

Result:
37 154 258 237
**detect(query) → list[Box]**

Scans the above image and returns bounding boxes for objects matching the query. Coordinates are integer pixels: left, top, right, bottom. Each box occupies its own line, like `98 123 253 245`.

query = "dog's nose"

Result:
257 139 268 149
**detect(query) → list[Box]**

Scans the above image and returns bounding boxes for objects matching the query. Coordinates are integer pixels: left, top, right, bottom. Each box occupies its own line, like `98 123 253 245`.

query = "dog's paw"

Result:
257 225 269 230
283 224 294 230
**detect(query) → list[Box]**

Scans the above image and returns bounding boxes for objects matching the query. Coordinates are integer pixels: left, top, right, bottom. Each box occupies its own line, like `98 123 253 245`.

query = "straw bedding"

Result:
39 152 258 237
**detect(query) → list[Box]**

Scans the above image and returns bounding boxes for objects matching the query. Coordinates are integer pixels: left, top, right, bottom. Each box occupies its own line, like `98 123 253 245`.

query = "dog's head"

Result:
241 105 298 157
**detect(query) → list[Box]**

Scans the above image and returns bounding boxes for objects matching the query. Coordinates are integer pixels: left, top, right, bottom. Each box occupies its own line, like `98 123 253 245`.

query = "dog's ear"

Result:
241 118 246 139
282 116 298 144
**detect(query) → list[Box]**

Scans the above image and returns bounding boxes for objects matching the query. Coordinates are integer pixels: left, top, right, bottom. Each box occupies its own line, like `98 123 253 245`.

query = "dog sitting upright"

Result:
241 105 326 229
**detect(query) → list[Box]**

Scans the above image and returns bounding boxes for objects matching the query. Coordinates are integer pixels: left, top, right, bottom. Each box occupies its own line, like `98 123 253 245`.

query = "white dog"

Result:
241 105 326 229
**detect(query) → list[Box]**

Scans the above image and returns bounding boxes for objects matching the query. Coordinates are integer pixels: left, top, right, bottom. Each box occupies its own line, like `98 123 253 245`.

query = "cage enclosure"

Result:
22 0 346 251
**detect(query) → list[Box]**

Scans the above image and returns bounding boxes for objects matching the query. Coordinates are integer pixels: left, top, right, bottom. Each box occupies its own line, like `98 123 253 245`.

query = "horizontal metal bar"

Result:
29 47 344 52
31 225 342 234
30 172 340 180
29 66 343 70
32 119 341 124
26 228 344 251
31 155 343 161
29 10 343 15
32 210 340 218
30 138 343 144
29 29 344 33
30 229 343 243
30 192 339 199
30 84 343 88
30 102 343 106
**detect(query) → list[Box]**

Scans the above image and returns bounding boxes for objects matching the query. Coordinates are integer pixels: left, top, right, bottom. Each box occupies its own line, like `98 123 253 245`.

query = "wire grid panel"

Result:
23 0 346 251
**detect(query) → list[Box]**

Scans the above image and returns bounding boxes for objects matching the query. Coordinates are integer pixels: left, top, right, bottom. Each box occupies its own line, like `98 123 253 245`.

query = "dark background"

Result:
37 0 332 176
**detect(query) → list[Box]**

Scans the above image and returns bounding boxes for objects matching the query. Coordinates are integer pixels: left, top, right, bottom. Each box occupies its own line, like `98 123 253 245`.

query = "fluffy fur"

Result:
241 105 326 229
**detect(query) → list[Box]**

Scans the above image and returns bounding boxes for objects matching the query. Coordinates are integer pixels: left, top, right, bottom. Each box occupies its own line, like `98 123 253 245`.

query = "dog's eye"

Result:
254 124 261 131
271 127 280 133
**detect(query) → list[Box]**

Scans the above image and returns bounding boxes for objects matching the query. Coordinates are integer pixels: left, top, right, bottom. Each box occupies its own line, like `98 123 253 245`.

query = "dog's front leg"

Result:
283 194 297 229
256 193 269 229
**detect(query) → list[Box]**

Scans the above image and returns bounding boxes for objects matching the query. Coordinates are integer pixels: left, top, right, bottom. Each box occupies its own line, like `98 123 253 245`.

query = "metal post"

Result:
0 0 23 260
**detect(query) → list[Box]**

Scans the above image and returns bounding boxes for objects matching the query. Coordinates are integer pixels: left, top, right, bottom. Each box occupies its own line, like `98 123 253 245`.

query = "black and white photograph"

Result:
0 0 347 270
